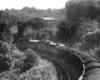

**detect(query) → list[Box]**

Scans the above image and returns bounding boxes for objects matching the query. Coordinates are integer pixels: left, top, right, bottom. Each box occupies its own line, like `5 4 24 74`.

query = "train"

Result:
17 38 65 55
18 38 100 80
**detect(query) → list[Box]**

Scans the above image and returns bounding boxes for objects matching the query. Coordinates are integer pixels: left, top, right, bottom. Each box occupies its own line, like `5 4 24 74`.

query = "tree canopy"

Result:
65 0 100 22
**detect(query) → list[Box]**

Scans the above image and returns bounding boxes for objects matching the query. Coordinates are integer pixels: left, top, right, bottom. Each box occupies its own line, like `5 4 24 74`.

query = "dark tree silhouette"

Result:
33 17 46 30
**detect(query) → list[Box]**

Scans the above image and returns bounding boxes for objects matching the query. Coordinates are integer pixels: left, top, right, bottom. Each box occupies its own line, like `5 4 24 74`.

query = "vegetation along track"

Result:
18 38 100 80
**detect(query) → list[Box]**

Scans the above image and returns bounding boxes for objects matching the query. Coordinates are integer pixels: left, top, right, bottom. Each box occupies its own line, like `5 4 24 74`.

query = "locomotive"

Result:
18 38 37 50
18 38 62 54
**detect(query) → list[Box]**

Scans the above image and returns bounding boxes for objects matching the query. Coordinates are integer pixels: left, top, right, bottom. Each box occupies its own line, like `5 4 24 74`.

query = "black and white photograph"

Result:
0 0 100 80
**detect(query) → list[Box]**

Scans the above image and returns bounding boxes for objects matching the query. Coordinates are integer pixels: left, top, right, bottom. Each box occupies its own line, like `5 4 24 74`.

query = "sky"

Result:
0 0 68 10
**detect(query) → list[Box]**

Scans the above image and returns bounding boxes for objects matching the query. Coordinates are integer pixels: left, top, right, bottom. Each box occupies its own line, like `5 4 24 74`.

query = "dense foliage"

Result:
1 0 100 79
5 7 65 21
56 0 100 50
0 10 58 79
65 0 100 22
57 20 78 42
0 48 57 80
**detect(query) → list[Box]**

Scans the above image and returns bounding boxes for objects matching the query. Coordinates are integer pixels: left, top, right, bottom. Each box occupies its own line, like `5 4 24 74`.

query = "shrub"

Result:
36 28 52 40
0 50 58 80
56 20 79 42
21 49 39 72
0 41 14 72
78 19 100 37
10 25 18 34
33 17 47 30
65 0 100 22
56 21 72 41
92 47 100 59
11 49 39 73
23 26 33 38
19 58 58 80
79 30 100 51
0 69 20 80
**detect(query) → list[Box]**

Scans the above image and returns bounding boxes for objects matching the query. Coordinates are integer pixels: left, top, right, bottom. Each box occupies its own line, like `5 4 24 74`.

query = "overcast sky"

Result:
0 0 68 10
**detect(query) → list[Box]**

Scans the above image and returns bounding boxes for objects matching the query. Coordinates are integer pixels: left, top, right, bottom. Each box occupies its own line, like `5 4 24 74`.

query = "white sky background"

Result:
0 0 68 10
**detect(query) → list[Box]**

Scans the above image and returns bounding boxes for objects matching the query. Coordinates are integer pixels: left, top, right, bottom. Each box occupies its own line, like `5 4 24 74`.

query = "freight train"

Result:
18 38 100 80
18 38 65 54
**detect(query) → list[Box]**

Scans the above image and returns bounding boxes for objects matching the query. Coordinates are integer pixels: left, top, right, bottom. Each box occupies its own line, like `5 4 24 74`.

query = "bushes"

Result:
0 31 57 80
81 30 100 51
10 25 18 34
19 59 57 80
32 17 47 30
56 20 79 42
92 47 100 59
78 19 100 37
65 0 100 22
73 30 100 52
0 70 20 80
63 0 100 45
0 41 14 72
23 26 33 38
21 49 39 72
36 28 53 40
72 19 100 51
57 21 72 41
0 48 58 80
10 49 39 73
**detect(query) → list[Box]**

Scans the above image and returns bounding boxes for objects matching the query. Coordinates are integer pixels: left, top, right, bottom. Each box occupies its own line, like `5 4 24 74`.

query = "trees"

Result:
56 0 100 43
57 21 78 41
78 19 100 36
57 21 71 41
65 0 100 22
19 56 57 80
73 19 100 51
33 17 46 30
80 30 100 51
0 49 58 80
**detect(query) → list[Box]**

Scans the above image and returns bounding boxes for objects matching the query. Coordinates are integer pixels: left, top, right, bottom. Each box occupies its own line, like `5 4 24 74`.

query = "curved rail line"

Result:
18 39 84 80
52 62 62 80
18 39 100 80
51 59 70 80
40 54 70 80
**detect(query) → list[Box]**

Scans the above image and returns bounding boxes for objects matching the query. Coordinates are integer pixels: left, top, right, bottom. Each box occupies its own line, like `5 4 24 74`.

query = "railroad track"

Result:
53 63 62 80
17 39 84 80
52 59 70 80
37 50 81 80
41 54 70 80
37 50 71 80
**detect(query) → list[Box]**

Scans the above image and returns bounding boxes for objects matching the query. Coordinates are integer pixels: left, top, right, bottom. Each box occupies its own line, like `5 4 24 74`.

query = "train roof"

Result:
43 17 58 20
29 39 40 42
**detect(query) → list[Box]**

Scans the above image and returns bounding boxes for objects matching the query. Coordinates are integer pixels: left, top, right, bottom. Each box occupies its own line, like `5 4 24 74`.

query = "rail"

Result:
52 60 70 80
18 39 100 80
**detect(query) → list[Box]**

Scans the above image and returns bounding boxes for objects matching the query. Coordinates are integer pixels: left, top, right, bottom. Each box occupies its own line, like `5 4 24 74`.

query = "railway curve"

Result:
51 59 70 80
18 39 100 80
